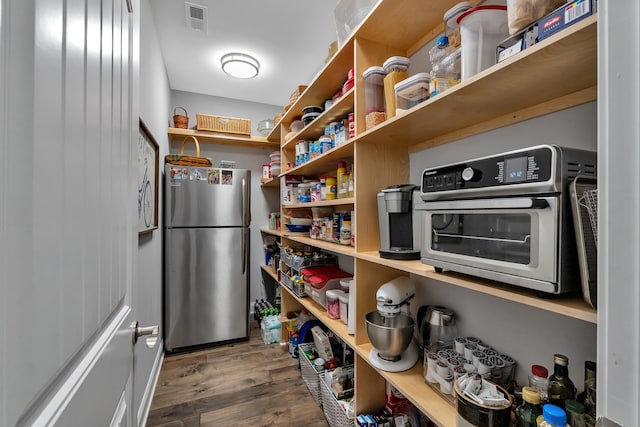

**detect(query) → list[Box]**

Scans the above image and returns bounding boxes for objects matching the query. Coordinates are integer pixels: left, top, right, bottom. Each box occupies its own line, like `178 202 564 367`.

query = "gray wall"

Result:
409 102 598 387
137 0 171 424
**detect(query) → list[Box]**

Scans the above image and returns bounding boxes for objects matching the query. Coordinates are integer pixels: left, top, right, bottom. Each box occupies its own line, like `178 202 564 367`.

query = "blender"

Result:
365 277 419 372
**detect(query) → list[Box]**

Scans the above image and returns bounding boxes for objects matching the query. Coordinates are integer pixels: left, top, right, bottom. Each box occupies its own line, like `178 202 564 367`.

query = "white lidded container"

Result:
456 6 509 80
394 72 431 115
338 291 349 325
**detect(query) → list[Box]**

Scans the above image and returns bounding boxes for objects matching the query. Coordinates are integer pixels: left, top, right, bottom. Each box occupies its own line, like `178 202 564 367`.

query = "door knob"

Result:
131 321 159 348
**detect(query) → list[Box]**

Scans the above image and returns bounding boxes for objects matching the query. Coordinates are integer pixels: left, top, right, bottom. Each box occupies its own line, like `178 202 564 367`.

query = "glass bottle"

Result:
565 399 586 427
548 354 576 409
515 386 543 427
529 364 550 403
576 360 596 427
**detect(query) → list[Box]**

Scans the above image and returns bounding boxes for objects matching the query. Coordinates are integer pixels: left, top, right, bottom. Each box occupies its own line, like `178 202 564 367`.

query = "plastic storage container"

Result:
456 6 509 80
301 266 353 308
383 56 410 119
338 291 349 324
326 290 341 319
363 66 387 130
395 72 430 114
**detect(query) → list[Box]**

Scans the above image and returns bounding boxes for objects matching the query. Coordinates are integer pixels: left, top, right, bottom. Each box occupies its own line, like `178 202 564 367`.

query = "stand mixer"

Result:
365 277 419 372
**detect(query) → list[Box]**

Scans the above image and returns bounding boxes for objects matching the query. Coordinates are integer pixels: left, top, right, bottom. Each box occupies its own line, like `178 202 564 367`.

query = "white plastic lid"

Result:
338 293 349 303
444 1 473 29
383 56 410 73
326 289 340 300
339 278 352 289
363 66 386 79
394 72 431 97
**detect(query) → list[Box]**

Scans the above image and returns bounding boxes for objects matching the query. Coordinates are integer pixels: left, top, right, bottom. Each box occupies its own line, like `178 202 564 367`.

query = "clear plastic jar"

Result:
529 364 550 402
539 404 568 427
326 290 341 319
363 66 386 129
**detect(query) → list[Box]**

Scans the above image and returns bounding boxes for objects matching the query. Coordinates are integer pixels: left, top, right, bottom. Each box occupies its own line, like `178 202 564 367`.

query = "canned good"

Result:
326 176 337 200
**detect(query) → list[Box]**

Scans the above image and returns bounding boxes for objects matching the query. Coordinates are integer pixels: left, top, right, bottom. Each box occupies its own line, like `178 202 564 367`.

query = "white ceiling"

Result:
148 0 340 107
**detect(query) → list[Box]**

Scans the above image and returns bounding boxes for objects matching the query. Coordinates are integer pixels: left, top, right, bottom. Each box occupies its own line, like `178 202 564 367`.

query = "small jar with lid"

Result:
539 404 569 427
565 400 586 427
529 364 550 402
326 290 341 319
382 56 410 119
363 66 387 130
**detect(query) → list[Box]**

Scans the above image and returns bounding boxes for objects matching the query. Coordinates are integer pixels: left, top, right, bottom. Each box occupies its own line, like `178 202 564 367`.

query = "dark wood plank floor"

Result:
146 322 329 427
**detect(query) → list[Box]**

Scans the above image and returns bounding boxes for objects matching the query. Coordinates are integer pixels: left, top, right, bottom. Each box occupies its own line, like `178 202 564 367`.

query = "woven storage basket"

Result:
298 343 323 406
196 113 251 135
289 85 308 104
319 372 354 427
172 107 189 129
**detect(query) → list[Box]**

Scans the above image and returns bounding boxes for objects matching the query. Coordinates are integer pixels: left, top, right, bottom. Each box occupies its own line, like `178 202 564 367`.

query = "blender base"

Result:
369 343 419 372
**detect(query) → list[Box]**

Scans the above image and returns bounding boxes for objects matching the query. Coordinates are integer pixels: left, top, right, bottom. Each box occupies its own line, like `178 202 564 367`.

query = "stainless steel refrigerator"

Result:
163 165 250 352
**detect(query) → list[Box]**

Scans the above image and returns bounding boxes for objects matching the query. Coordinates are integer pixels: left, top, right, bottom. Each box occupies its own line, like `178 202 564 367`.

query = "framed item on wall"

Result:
138 118 159 234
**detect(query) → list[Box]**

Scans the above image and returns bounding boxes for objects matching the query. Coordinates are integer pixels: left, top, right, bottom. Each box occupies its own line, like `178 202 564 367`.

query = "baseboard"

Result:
137 340 164 427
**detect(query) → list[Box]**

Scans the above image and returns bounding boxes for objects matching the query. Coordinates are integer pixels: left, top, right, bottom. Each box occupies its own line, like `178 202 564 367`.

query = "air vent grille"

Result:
185 2 207 33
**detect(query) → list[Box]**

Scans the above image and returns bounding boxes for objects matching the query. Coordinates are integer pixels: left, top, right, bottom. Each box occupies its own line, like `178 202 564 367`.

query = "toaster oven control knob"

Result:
462 167 476 182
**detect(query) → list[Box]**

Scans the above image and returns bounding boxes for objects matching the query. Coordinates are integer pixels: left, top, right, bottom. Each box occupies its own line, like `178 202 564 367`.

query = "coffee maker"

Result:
377 184 422 260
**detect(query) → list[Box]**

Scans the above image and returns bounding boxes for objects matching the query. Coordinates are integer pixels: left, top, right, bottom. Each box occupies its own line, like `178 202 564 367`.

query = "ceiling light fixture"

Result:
221 53 260 79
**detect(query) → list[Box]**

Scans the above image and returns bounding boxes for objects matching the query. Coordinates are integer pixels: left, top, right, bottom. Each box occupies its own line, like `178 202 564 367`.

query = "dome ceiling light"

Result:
221 53 260 79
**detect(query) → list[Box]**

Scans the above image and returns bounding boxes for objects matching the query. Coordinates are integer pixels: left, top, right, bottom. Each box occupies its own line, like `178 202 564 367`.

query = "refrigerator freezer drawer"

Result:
164 227 249 351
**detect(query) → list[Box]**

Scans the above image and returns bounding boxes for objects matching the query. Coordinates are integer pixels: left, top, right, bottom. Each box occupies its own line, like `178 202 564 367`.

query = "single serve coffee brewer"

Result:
377 184 422 260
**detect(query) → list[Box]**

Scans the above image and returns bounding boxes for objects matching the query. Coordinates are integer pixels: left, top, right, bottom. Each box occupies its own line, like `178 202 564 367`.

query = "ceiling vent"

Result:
185 2 208 33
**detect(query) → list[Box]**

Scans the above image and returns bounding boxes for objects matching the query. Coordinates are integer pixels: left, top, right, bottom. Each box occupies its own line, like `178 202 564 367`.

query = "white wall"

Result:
170 90 282 137
137 0 171 424
408 102 598 387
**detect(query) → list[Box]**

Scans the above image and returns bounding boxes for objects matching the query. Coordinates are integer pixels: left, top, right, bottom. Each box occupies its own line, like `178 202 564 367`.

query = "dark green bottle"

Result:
548 354 577 409
515 386 543 427
576 361 597 427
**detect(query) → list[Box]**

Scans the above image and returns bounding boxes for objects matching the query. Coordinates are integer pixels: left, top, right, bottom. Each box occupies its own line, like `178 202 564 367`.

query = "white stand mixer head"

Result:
376 276 416 316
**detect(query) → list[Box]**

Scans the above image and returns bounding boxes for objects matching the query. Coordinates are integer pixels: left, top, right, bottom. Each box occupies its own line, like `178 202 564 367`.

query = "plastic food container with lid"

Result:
363 65 387 129
383 56 410 119
338 291 349 324
326 289 341 319
456 5 509 80
394 72 431 115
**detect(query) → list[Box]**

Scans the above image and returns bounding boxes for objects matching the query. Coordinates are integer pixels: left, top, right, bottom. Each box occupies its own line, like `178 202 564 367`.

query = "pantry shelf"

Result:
282 234 356 258
284 197 355 209
260 177 280 188
260 264 278 282
167 127 280 150
356 251 597 324
260 227 283 237
282 140 355 177
356 15 597 152
356 343 456 426
281 284 355 349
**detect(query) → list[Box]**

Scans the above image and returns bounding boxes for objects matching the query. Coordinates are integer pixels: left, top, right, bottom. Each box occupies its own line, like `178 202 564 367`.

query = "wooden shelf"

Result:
260 264 278 282
356 251 597 324
282 235 356 257
281 284 355 349
260 227 283 237
266 121 281 143
356 15 598 152
282 140 355 177
168 127 280 150
284 197 354 209
282 88 355 149
260 177 280 188
356 343 456 426
282 39 355 126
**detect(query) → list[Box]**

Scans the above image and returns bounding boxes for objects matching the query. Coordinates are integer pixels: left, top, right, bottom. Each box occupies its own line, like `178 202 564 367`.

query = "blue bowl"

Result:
285 223 311 233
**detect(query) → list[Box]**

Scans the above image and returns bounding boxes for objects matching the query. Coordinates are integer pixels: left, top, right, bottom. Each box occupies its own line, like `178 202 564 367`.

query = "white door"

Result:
0 1 150 426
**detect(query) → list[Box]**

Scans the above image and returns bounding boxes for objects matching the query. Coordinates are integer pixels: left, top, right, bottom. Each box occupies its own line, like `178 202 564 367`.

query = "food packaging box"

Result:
537 0 595 41
394 73 430 115
497 22 539 63
301 265 352 308
311 326 335 364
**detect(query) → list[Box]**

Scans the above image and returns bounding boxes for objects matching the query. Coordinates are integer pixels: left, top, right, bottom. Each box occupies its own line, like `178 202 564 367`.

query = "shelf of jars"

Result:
282 88 355 149
167 127 280 150
280 283 355 349
281 139 355 178
281 234 356 258
280 38 355 128
260 227 282 237
284 197 354 209
355 15 597 152
260 264 279 282
356 251 597 324
355 343 457 426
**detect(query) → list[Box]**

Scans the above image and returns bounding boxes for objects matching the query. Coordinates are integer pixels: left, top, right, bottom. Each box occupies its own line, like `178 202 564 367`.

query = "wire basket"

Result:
298 343 322 405
319 372 354 427
579 188 598 244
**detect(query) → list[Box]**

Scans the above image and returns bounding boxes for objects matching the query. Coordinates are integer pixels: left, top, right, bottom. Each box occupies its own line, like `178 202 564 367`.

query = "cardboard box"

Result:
538 0 594 41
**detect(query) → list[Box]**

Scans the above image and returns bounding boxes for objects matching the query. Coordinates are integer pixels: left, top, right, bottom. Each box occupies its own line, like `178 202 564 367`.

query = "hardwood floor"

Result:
147 322 329 427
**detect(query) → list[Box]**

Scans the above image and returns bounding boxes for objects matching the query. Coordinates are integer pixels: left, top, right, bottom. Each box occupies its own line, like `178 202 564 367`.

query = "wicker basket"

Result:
289 85 308 104
196 113 251 135
319 372 354 427
172 107 189 129
298 343 323 405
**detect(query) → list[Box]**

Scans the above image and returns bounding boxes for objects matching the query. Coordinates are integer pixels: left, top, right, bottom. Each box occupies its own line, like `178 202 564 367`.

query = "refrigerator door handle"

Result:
242 227 248 274
242 177 250 226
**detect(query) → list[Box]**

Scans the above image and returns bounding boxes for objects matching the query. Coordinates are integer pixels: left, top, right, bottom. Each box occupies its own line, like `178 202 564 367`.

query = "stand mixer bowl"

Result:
365 311 415 361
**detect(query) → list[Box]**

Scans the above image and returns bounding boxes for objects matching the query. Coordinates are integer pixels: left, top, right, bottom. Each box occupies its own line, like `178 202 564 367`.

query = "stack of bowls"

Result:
269 151 281 177
302 105 323 126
